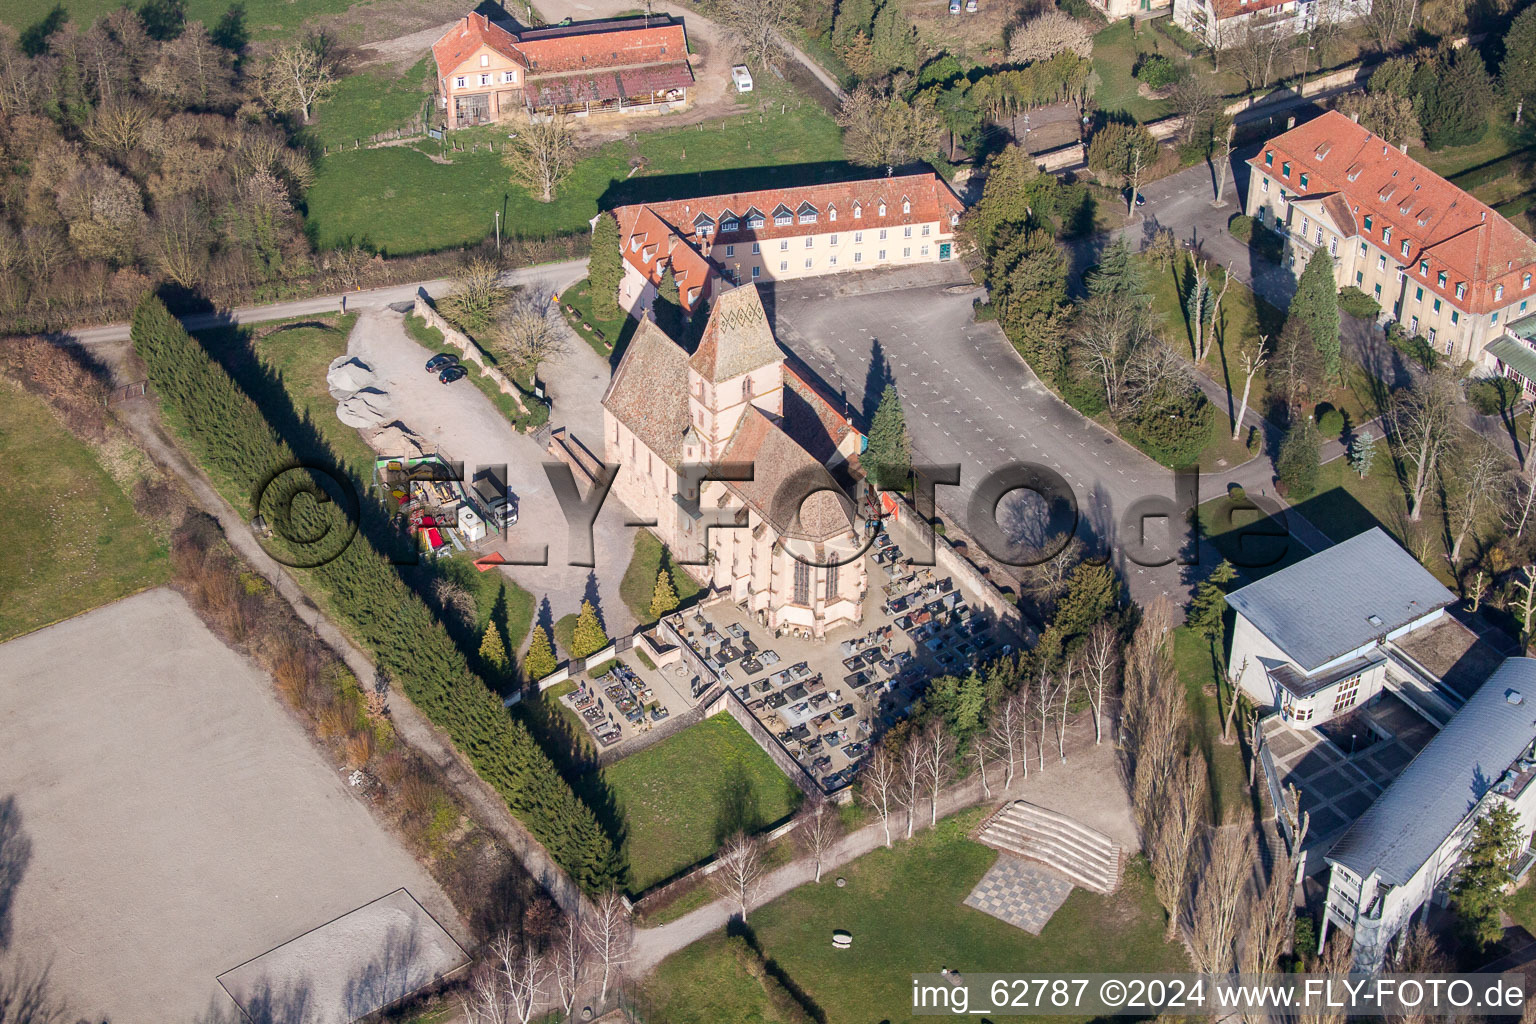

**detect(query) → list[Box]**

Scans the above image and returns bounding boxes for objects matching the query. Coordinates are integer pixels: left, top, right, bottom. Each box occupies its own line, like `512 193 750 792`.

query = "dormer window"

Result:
902 197 910 214
1496 284 1505 301
1265 150 1274 167
1456 283 1466 300
1438 271 1448 287
1281 161 1290 178
829 205 837 221
878 202 886 216
480 54 489 67
773 204 793 226
1400 240 1409 258
1382 226 1391 244
797 201 818 224
1299 172 1308 189
694 212 715 238
746 208 765 229
721 210 739 233
1419 259 1429 275
853 203 862 219
1526 273 1533 290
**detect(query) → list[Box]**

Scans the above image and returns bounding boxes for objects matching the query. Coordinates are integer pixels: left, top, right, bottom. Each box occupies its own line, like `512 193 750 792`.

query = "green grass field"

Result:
593 714 800 892
619 530 702 625
1174 625 1255 825
4 0 363 41
557 277 635 363
305 84 846 255
642 811 1188 1023
0 379 169 641
303 58 433 151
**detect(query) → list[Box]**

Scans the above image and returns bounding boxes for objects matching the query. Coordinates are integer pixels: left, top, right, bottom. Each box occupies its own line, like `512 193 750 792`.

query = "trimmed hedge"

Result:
1338 286 1380 320
131 296 623 893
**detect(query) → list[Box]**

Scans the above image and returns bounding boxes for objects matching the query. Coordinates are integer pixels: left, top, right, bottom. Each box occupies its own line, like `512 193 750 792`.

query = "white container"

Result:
731 65 753 92
457 504 486 543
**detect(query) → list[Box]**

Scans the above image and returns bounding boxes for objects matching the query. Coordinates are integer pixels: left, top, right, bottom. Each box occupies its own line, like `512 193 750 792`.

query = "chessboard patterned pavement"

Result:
963 855 1074 935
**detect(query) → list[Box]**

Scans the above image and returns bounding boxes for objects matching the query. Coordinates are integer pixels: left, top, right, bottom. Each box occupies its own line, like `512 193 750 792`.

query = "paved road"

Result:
769 264 1232 607
60 259 590 348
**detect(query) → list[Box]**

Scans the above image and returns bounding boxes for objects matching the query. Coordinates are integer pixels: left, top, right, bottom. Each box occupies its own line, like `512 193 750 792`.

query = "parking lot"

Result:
658 530 1015 792
0 589 465 1022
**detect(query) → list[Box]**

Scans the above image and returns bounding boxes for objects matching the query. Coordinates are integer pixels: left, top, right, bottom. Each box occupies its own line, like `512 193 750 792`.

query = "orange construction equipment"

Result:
473 552 510 572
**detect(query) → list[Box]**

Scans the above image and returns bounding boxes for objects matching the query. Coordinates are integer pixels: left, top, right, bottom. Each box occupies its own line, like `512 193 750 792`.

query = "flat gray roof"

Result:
1327 658 1536 885
1225 528 1454 672
218 888 468 1024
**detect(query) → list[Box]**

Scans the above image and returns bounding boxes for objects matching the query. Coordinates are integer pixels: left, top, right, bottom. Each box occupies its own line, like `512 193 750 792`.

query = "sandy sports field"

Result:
0 588 466 1023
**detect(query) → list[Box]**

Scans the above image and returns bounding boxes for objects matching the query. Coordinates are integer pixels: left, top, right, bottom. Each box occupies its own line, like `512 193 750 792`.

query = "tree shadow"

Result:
0 795 31 952
713 763 764 845
582 570 606 635
536 594 555 636
861 337 894 424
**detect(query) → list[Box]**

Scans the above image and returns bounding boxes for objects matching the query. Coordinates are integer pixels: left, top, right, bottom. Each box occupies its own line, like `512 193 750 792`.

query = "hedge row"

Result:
131 296 623 893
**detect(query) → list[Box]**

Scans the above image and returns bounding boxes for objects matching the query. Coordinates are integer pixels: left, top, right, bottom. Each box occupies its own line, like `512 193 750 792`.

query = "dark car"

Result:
439 365 468 384
425 353 458 373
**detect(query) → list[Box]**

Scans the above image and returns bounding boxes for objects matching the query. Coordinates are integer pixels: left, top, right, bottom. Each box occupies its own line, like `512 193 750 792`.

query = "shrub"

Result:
1338 286 1381 320
1467 376 1518 416
1386 321 1439 372
1153 16 1203 55
1315 403 1345 438
1056 0 1108 26
1276 417 1321 499
1228 214 1255 243
1134 53 1181 89
1120 384 1215 467
131 296 621 893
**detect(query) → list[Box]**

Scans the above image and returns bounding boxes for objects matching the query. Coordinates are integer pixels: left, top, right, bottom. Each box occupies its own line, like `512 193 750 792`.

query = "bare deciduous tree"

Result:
836 83 943 170
1445 438 1504 564
920 719 954 827
1365 0 1418 52
506 113 577 203
1033 665 1060 772
860 744 900 847
490 292 568 378
1222 656 1247 744
1150 752 1207 940
251 35 337 123
439 256 508 335
1189 825 1253 974
987 691 1025 788
1390 368 1460 521
1232 343 1267 441
1225 22 1288 94
795 790 843 883
1242 842 1297 980
1073 291 1158 413
716 0 803 68
581 889 632 1001
480 933 549 1024
1511 566 1536 645
551 910 586 1015
1082 622 1120 744
899 732 925 839
1007 10 1094 64
1503 472 1536 538
712 831 765 921
1055 656 1075 763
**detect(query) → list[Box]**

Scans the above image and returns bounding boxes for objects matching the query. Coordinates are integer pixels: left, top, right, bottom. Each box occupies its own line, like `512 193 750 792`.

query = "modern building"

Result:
601 282 869 638
609 173 966 318
1089 0 1170 21
1226 528 1463 728
430 12 693 129
1321 658 1536 970
1245 111 1536 368
1173 0 1366 48
1230 529 1536 971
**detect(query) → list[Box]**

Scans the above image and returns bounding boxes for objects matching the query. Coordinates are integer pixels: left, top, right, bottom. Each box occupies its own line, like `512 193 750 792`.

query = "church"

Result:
600 284 869 638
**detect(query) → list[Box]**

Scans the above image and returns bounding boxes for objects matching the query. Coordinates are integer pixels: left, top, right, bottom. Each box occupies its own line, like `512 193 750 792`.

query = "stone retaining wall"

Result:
412 292 529 417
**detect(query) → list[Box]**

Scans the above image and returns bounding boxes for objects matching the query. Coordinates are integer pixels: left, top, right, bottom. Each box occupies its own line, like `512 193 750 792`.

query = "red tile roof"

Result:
1252 111 1536 315
611 173 965 311
522 61 693 108
1209 0 1288 20
614 203 715 312
515 21 686 75
432 14 688 83
431 13 525 79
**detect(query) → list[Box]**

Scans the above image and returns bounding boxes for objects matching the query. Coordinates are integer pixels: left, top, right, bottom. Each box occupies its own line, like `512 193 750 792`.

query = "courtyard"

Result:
0 588 465 1023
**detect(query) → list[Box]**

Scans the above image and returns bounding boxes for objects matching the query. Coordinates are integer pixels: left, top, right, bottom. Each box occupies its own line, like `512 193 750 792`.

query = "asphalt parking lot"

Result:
0 589 464 1023
767 264 1207 605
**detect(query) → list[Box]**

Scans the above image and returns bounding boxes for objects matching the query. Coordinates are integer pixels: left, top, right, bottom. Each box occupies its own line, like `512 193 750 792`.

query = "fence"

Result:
412 292 533 420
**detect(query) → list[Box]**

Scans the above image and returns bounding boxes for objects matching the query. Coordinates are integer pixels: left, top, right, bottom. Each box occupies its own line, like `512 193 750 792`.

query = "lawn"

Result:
641 810 1189 1024
1408 119 1536 181
305 84 847 255
618 530 703 625
194 314 376 477
1090 21 1249 123
0 379 169 641
1507 877 1536 939
5 0 359 40
303 58 433 152
1174 625 1255 825
557 277 637 364
591 713 801 892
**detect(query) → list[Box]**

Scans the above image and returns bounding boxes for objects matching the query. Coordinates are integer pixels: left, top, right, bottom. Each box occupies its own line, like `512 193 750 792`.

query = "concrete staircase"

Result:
976 801 1123 894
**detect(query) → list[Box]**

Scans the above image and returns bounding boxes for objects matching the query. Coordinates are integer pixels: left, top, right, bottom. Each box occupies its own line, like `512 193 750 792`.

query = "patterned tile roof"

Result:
720 407 855 542
1252 111 1536 316
600 317 690 466
689 284 781 384
523 61 693 107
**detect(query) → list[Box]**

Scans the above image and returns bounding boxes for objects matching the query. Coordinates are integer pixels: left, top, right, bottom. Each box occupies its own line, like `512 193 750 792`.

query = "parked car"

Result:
439 365 467 384
949 0 961 11
425 353 458 373
731 65 753 92
966 0 978 9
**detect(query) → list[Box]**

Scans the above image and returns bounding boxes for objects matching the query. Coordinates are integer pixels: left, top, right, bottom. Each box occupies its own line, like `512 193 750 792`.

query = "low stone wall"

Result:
412 292 529 417
1033 142 1085 172
718 689 826 800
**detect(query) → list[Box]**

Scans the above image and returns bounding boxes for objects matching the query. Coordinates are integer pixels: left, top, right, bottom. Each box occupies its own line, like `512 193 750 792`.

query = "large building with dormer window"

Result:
609 173 965 319
601 283 868 638
1174 0 1367 48
1246 112 1536 369
431 12 693 129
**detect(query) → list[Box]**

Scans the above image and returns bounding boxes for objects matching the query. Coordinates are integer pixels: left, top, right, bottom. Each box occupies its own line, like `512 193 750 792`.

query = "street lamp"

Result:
494 210 501 255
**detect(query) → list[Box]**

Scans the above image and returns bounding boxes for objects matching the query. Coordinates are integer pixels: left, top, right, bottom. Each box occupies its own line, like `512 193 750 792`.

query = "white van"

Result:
731 65 753 93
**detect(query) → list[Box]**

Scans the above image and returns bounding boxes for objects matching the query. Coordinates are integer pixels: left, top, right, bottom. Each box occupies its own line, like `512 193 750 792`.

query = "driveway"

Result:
766 264 1226 606
347 308 638 643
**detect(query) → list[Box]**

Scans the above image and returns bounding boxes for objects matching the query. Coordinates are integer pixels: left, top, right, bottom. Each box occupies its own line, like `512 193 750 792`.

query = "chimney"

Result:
1287 116 1296 129
1399 143 1408 154
1350 111 1360 123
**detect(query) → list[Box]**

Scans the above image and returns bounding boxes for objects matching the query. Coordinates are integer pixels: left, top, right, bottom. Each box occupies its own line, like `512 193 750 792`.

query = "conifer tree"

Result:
571 600 609 659
865 383 911 490
479 619 509 670
650 568 680 620
589 212 623 320
525 624 557 681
